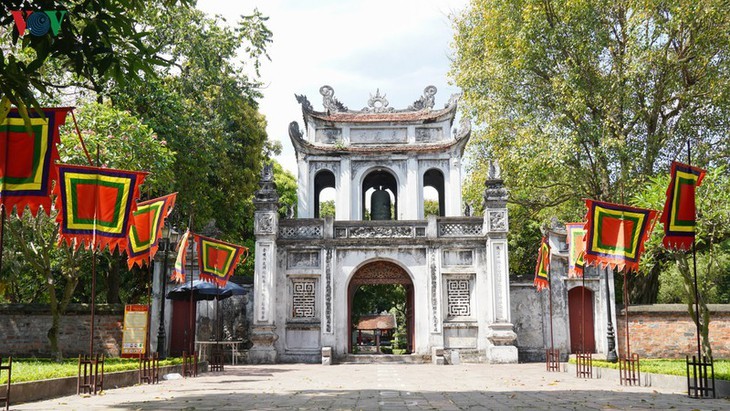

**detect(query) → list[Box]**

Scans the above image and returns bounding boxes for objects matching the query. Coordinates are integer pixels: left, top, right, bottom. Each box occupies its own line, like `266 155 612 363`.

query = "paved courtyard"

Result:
12 363 730 410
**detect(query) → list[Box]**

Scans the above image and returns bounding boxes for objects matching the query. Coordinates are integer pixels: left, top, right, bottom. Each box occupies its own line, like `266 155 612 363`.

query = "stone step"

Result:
337 354 431 364
444 349 486 363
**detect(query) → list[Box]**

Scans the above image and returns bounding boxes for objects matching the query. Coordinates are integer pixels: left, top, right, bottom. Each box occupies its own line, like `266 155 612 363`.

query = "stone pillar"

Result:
447 157 462 216
297 154 310 218
250 164 280 364
483 161 518 363
406 157 419 220
337 158 351 220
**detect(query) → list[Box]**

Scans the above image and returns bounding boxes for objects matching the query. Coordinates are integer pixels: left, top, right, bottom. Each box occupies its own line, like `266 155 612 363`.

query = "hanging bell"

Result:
371 187 392 220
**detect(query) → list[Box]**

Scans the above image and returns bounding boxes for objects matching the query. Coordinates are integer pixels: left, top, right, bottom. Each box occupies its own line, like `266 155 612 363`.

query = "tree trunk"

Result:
106 253 122 304
675 253 712 358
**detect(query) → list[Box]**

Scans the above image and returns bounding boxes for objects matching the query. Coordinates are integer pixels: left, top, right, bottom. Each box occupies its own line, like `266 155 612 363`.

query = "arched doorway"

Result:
347 261 414 354
568 286 596 353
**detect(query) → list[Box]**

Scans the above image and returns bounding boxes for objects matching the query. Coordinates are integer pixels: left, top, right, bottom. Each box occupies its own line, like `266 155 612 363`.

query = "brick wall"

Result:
617 304 730 359
0 304 124 357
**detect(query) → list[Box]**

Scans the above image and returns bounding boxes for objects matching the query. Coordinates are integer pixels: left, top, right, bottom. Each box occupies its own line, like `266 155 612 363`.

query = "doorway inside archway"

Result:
347 261 414 354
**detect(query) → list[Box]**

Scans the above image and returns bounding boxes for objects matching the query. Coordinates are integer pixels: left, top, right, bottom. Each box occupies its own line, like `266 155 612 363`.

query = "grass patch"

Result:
569 358 730 381
0 357 183 384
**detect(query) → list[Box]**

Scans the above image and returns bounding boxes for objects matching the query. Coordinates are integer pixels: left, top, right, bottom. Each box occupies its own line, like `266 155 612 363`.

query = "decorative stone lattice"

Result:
438 222 482 237
447 279 471 317
292 279 316 318
279 224 323 239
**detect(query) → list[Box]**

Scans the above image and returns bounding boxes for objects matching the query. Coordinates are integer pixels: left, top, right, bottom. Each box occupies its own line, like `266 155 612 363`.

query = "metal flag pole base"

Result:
686 355 716 398
619 353 641 386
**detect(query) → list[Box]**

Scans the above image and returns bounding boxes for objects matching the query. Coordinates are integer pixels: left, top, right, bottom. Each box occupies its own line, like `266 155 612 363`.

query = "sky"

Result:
197 0 471 176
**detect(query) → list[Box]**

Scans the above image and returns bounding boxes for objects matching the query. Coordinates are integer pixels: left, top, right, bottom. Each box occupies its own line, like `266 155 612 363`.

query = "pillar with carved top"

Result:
482 161 518 363
250 164 280 364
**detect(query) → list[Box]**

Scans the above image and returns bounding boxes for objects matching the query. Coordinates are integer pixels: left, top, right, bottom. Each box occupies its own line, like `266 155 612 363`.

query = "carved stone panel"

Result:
315 128 341 144
493 243 506 322
287 251 321 270
442 250 474 267
415 127 443 143
350 128 407 144
488 210 508 232
324 249 333 334
430 248 440 333
348 226 413 238
257 243 272 322
255 213 275 235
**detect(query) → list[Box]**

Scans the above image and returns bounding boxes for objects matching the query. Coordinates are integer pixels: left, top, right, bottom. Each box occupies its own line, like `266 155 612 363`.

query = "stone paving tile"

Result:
9 363 730 410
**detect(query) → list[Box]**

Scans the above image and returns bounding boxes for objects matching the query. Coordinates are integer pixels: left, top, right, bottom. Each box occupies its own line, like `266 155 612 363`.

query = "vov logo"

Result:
11 10 67 37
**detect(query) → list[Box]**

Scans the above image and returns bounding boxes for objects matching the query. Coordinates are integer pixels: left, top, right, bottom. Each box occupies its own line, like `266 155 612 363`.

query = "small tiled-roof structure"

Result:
355 314 396 330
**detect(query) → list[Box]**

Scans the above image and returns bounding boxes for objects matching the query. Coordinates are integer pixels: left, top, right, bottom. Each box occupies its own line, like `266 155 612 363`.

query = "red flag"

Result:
193 233 248 287
534 236 550 291
171 229 190 283
583 200 658 273
661 161 706 251
54 164 147 253
127 193 177 269
565 222 586 278
1 107 70 216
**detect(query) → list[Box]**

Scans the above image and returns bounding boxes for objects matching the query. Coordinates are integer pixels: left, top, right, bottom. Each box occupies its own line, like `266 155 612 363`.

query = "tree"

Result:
112 6 273 242
1 102 175 359
0 0 193 121
452 1 730 298
633 167 730 356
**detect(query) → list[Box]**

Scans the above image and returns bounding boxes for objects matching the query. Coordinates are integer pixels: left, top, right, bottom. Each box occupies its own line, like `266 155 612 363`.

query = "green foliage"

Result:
453 0 730 293
319 200 336 218
58 102 176 195
658 250 730 304
632 167 730 356
113 5 272 241
424 200 440 217
0 0 194 121
577 359 730 381
0 357 183 384
274 162 298 218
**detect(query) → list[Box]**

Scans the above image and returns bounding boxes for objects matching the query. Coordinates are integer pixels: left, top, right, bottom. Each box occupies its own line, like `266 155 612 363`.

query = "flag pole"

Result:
604 266 618 362
89 146 100 358
0 208 5 286
687 139 703 362
188 217 195 356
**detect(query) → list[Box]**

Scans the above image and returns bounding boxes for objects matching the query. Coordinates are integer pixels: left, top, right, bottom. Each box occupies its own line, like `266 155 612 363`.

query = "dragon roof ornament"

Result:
296 85 459 115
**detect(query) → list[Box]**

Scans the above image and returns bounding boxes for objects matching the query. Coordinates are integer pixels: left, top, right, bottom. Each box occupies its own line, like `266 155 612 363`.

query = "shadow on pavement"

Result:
115 388 730 410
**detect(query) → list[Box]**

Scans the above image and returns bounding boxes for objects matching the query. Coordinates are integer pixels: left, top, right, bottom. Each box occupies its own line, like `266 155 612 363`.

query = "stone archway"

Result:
347 261 414 354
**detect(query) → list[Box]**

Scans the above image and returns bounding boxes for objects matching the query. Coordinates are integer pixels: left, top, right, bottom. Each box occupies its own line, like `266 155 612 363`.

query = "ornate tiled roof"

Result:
296 85 460 124
355 314 397 330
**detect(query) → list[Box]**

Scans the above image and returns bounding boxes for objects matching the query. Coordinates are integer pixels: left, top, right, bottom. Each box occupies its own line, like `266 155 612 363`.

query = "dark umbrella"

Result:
166 280 246 301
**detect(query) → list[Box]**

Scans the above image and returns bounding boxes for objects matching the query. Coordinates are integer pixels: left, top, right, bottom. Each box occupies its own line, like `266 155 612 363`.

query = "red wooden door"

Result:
170 299 196 357
568 287 595 353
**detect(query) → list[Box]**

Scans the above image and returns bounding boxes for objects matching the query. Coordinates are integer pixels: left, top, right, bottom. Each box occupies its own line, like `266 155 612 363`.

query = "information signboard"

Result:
121 304 148 358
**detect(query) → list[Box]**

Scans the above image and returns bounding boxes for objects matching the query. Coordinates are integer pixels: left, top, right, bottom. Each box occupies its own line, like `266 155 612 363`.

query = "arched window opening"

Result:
362 170 398 220
314 170 336 218
423 169 445 217
319 187 336 218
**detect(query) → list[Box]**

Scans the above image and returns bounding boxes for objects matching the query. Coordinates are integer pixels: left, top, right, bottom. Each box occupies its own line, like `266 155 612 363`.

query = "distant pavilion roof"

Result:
355 314 396 330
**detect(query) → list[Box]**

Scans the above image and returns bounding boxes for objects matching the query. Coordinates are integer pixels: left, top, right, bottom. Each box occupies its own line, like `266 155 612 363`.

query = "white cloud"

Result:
198 0 469 175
